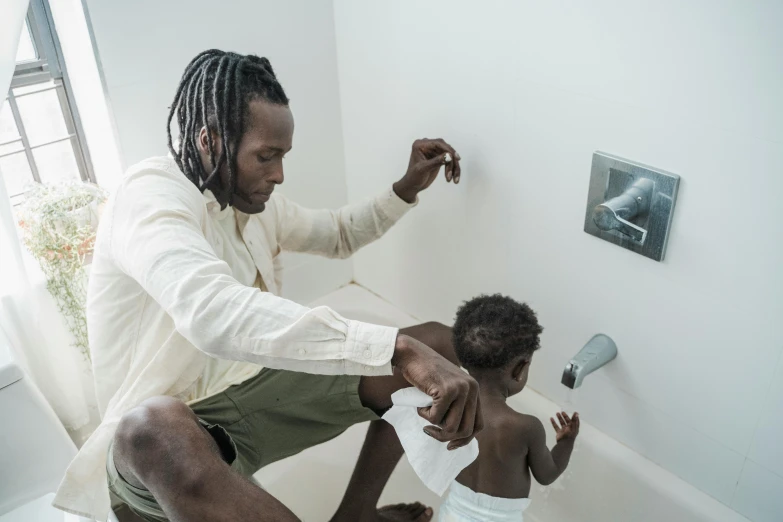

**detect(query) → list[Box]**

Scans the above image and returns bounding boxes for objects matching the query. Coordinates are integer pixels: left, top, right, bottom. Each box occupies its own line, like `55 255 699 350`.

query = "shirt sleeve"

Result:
109 168 396 376
272 187 416 258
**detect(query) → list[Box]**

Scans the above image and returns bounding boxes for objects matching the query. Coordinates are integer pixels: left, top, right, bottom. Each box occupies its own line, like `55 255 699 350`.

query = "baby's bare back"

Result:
455 402 540 499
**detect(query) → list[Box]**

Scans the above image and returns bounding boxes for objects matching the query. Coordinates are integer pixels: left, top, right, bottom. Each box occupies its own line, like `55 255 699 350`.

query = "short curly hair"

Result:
453 294 543 370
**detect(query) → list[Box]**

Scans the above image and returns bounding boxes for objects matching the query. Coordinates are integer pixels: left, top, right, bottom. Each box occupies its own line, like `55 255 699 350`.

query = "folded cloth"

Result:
382 388 479 496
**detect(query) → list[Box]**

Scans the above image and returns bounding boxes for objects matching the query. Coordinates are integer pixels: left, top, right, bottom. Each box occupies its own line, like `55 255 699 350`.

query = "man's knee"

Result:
422 321 451 337
116 396 195 453
417 321 458 364
114 396 206 486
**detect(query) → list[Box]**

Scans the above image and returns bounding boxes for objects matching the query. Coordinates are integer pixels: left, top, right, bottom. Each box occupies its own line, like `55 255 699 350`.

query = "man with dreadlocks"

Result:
54 50 479 522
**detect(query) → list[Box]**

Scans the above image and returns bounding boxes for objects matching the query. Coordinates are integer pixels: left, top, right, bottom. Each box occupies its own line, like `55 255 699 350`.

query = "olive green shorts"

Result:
107 368 379 521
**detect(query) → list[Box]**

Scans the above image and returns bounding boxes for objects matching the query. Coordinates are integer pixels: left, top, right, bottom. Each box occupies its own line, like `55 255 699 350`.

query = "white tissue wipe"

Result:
444 152 452 163
382 388 479 496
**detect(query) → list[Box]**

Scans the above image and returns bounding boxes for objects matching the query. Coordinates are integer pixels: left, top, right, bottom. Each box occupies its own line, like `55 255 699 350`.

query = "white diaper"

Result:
438 481 531 522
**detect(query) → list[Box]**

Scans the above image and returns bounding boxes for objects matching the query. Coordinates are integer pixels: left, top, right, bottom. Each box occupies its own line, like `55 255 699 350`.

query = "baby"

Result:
439 294 580 522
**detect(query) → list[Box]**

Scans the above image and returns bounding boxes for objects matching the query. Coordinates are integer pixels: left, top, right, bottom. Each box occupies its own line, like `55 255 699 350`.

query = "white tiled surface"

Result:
746 351 783 477
0 493 119 521
279 252 353 307
99 82 165 165
0 331 12 368
308 283 419 328
495 1 783 144
334 1 783 518
732 460 783 522
557 371 747 505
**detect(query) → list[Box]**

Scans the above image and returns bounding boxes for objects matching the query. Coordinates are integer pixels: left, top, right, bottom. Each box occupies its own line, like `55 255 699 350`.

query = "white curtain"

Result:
0 0 99 444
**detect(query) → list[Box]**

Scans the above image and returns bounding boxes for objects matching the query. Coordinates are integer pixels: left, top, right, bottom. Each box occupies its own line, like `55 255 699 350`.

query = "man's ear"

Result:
198 126 208 150
198 127 222 155
512 358 530 381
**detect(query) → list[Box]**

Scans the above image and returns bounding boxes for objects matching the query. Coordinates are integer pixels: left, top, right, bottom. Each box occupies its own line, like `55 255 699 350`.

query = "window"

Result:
1 0 94 205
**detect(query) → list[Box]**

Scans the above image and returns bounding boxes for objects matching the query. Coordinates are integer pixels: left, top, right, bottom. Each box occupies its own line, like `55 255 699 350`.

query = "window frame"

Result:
1 0 95 199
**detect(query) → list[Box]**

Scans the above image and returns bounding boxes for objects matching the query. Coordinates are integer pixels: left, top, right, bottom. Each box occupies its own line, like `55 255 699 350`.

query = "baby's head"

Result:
453 294 543 396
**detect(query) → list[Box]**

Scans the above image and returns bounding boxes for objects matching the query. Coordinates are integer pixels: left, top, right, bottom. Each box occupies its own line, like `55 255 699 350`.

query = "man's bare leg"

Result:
331 322 457 522
113 396 300 522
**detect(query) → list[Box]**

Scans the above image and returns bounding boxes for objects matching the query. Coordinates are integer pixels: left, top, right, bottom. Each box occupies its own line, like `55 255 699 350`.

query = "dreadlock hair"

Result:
453 294 543 370
167 49 289 206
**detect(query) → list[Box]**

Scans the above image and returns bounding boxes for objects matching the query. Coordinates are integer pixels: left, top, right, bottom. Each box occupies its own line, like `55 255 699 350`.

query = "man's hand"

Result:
391 334 482 450
393 138 462 203
551 411 580 442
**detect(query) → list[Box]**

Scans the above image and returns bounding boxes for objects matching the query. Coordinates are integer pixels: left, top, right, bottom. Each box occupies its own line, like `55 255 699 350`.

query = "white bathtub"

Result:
256 285 749 522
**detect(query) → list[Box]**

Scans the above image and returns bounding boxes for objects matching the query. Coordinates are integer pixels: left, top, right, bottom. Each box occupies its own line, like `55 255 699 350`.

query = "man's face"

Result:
201 99 294 214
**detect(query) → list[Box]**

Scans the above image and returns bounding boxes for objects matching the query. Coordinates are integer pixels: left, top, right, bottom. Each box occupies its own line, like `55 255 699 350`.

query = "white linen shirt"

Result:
53 156 414 520
176 196 266 404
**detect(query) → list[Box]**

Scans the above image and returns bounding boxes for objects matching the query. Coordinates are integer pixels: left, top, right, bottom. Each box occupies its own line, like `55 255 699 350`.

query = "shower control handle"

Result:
592 178 654 244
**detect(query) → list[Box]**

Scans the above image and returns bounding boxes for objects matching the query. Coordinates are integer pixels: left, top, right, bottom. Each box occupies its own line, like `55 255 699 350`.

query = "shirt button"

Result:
363 349 372 359
298 348 306 355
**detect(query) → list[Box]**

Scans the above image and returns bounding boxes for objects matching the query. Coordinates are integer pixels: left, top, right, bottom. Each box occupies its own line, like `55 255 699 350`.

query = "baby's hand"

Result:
550 411 580 442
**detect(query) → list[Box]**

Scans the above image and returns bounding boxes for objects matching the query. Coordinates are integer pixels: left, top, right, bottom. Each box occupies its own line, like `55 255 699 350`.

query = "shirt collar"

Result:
203 189 234 221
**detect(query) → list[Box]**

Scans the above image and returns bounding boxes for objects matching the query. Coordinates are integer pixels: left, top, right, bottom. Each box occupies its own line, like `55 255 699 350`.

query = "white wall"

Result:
82 0 353 303
334 1 783 520
49 0 123 191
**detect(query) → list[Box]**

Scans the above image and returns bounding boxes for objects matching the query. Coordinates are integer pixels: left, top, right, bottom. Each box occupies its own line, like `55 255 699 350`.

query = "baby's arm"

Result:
525 412 580 486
